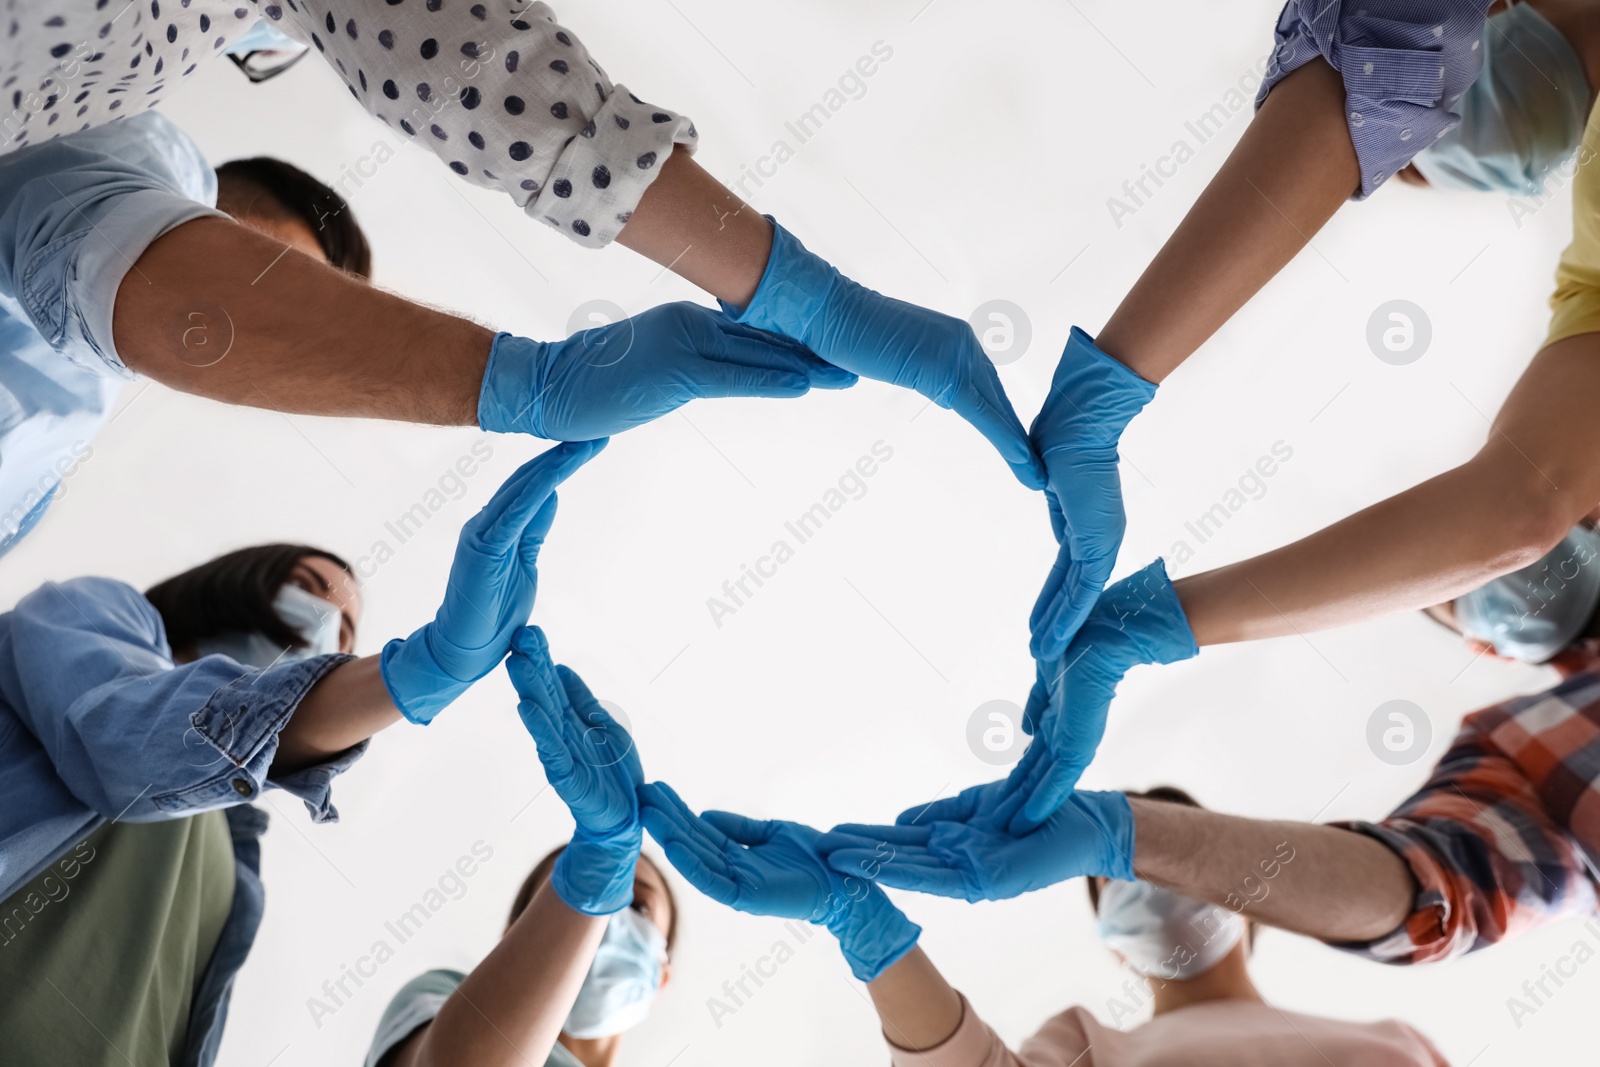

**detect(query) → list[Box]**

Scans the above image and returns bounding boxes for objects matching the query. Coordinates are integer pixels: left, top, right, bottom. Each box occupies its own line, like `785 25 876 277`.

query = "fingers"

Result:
818 824 931 852
943 367 1047 490
661 840 741 908
689 360 813 400
831 852 972 897
701 810 777 846
473 439 607 552
708 321 860 391
1018 762 1077 833
639 783 728 873
894 788 979 827
1029 554 1108 661
504 625 554 699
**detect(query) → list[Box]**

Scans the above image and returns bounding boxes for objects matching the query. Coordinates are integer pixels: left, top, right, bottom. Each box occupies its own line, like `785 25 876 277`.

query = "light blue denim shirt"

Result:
0 575 365 1065
0 112 224 550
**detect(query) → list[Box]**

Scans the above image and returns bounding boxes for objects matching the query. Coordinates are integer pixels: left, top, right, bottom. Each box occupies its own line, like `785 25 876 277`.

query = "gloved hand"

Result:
1013 559 1197 830
639 782 920 982
506 627 643 915
818 789 1134 902
478 301 857 440
1028 327 1158 660
726 220 1045 489
379 440 603 724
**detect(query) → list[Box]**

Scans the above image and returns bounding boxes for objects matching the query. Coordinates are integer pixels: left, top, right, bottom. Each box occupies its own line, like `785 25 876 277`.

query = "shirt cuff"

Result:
1325 819 1455 964
885 995 993 1067
153 653 360 824
525 83 697 248
51 188 225 377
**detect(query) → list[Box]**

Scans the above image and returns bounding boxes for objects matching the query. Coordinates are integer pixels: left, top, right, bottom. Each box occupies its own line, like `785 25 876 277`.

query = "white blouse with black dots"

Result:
2 0 697 247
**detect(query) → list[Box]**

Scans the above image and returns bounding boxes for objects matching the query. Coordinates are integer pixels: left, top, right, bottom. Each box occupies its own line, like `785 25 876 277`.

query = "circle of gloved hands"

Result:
392 217 1208 981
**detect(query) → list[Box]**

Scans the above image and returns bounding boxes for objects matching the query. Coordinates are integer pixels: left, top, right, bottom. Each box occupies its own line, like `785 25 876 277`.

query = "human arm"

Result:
387 635 643 1067
1173 333 1600 646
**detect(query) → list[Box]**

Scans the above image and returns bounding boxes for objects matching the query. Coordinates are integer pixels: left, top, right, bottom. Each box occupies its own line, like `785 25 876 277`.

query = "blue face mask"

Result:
1456 526 1600 663
1411 1 1591 195
193 584 343 669
564 907 666 1039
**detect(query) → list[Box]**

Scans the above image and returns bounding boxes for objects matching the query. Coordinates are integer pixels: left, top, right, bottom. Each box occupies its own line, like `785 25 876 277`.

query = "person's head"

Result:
213 157 372 277
1087 788 1254 994
507 847 677 1042
145 544 360 666
1423 525 1600 664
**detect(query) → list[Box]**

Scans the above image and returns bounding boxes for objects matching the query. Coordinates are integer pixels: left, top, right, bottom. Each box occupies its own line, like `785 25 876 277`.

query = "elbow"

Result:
1468 452 1583 575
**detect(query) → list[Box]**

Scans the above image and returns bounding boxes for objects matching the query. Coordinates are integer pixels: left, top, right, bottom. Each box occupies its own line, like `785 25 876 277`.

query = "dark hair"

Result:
510 846 679 951
145 543 352 655
214 157 372 278
1086 785 1258 947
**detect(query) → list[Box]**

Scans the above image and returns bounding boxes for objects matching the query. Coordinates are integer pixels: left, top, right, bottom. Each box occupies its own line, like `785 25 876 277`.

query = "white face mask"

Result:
1097 880 1246 981
193 584 343 669
564 907 667 1039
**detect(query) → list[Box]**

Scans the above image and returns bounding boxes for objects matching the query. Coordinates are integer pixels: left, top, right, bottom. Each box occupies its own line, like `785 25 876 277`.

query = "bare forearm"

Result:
272 656 402 775
114 217 493 424
616 147 774 307
1175 335 1600 645
866 946 965 1053
1129 797 1413 942
402 881 604 1067
1098 59 1358 383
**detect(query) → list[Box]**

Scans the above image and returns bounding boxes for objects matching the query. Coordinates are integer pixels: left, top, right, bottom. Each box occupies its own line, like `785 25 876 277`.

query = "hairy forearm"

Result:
867 946 965 1052
1175 335 1600 645
1129 797 1414 943
616 146 774 308
272 656 402 775
114 217 493 424
400 881 605 1067
1097 59 1358 384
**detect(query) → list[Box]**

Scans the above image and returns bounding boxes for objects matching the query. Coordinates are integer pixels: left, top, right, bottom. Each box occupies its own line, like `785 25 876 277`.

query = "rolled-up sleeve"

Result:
2 577 363 824
265 0 696 248
1259 0 1489 198
0 113 224 376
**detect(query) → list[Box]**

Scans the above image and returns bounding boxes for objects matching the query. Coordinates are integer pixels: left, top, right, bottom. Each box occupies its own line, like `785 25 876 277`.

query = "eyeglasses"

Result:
227 46 309 84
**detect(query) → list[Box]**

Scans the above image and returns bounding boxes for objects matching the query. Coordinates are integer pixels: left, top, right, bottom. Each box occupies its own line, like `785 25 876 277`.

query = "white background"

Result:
6 0 1594 1062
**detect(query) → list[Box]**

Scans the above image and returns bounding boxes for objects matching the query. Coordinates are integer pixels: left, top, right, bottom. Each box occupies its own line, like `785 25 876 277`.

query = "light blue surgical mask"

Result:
1455 526 1600 663
193 584 343 669
1411 1 1591 195
225 19 304 58
564 907 666 1039
1097 879 1246 980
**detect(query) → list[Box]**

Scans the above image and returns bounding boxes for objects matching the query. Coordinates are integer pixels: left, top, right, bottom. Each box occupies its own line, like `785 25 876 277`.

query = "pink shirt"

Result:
887 996 1448 1067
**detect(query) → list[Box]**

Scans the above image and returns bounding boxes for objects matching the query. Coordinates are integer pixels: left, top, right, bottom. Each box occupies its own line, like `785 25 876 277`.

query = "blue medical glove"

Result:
1028 327 1157 660
818 790 1134 903
479 301 857 441
379 440 604 724
506 628 643 915
726 221 1045 489
1016 559 1197 830
639 782 920 982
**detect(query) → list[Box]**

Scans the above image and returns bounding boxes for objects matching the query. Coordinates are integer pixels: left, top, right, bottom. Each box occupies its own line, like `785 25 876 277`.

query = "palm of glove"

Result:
506 629 641 841
639 783 839 922
536 302 850 441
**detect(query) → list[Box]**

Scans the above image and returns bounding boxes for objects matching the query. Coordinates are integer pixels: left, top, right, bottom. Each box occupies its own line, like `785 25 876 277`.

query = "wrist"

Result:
478 332 551 437
1046 328 1158 443
1070 791 1137 881
553 827 642 915
822 885 922 982
721 219 840 346
379 633 469 725
1099 560 1198 667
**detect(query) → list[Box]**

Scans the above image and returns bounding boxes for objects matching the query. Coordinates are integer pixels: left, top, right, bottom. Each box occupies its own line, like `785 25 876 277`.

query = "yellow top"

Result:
1548 98 1600 346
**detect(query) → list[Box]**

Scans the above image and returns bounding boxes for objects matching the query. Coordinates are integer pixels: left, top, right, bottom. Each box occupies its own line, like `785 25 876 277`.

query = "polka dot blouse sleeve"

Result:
263 0 698 248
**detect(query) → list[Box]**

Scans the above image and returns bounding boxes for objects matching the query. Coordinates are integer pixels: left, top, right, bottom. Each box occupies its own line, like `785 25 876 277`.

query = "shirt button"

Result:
232 779 254 797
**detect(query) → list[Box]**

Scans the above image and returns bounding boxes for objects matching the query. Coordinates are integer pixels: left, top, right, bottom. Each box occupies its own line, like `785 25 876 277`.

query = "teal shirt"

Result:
364 969 584 1067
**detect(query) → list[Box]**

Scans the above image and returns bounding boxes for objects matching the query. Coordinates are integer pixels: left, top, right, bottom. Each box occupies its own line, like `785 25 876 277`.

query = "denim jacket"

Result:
0 575 365 1065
